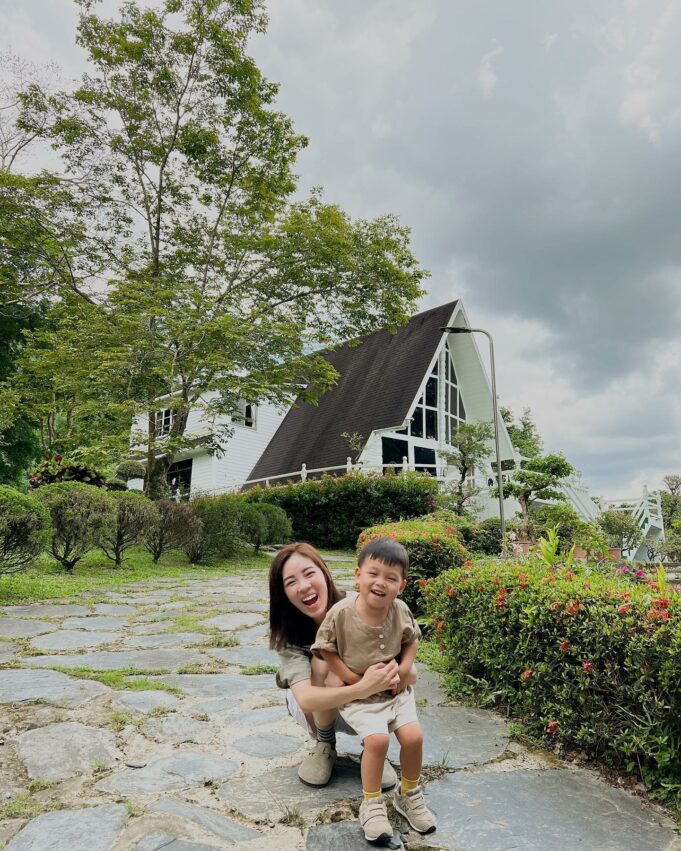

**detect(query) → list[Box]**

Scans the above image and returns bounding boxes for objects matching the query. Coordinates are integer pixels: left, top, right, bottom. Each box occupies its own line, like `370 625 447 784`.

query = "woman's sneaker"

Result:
297 741 336 786
359 796 393 843
392 785 436 834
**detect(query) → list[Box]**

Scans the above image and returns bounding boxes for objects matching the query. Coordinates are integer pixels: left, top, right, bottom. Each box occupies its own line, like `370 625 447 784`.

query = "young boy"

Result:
311 537 437 843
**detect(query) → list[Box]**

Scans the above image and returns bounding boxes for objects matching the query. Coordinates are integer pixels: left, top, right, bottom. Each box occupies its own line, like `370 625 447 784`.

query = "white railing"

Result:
604 488 664 537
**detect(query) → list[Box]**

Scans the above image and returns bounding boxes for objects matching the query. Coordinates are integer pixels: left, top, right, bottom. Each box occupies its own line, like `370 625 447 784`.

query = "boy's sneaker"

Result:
393 786 436 834
298 741 336 786
359 796 393 843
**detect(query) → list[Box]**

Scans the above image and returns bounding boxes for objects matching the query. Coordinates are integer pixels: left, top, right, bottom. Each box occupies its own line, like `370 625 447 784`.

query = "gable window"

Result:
154 408 173 437
233 400 256 429
382 436 408 467
444 344 466 442
404 363 439 440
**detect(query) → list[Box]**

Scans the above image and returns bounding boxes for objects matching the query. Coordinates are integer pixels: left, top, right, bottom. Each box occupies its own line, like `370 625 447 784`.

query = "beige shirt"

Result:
276 645 313 689
311 596 420 676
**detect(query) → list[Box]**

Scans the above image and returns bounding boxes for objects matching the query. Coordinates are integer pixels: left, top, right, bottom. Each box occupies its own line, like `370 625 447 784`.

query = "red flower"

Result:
549 601 561 612
566 600 581 616
581 661 592 673
559 640 571 653
522 669 533 680
617 605 632 616
547 721 559 735
564 571 575 581
419 579 427 588
436 621 445 630
464 560 473 567
447 587 457 597
620 592 631 601
646 608 670 622
653 598 669 609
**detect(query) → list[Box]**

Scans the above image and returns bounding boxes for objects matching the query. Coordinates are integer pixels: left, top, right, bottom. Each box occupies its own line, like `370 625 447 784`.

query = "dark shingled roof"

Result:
247 301 458 482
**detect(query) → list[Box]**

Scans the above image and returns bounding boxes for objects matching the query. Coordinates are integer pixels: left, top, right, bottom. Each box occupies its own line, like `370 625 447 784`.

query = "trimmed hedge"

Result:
357 517 466 617
246 472 438 549
424 559 681 797
0 486 50 574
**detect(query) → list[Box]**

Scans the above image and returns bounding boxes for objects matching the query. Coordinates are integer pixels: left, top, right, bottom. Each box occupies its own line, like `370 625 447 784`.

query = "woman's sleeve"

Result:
276 646 312 689
310 609 339 657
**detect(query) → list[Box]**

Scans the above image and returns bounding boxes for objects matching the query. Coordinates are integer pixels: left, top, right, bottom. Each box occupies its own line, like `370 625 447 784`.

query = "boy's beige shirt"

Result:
311 596 420 675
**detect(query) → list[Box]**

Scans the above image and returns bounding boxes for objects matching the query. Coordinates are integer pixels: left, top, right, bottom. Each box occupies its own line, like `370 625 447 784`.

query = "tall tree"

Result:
499 454 574 542
501 406 543 459
20 0 427 492
438 421 494 516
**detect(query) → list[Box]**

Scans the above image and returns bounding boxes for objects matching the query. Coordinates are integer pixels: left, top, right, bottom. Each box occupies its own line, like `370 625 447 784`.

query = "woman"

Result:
269 542 406 788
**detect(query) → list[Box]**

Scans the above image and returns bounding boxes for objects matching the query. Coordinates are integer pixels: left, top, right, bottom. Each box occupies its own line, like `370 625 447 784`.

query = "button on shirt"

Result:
311 596 420 676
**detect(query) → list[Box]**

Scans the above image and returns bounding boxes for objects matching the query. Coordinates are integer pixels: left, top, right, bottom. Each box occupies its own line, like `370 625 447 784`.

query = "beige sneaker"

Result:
297 741 336 786
393 786 436 834
359 796 393 843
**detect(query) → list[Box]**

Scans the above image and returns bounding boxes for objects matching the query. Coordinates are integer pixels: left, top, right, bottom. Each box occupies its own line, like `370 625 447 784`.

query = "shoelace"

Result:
405 789 429 815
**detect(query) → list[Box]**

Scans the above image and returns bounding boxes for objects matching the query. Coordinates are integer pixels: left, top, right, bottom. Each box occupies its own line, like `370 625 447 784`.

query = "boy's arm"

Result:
394 640 418 692
320 649 361 685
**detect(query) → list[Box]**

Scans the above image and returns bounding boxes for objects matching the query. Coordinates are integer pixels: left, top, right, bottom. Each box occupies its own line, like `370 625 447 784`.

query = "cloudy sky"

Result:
4 0 681 498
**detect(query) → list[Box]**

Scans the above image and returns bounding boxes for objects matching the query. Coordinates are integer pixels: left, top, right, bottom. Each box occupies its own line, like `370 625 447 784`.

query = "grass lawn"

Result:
0 546 272 607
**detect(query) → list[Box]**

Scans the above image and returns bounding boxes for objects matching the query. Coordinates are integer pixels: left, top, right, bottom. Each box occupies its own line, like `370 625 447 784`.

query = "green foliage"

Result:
144 499 203 564
189 493 243 562
254 502 292 548
237 501 292 552
500 407 543 458
357 517 466 617
100 491 159 568
0 485 50 574
597 510 643 553
468 516 504 555
438 421 494 516
29 455 106 489
36 482 116 572
247 472 438 549
660 522 681 562
115 460 146 482
425 559 681 799
500 454 575 540
534 503 588 552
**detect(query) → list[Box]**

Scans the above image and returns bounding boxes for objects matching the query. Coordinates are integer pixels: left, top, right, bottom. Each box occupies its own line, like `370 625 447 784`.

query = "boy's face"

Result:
355 556 406 611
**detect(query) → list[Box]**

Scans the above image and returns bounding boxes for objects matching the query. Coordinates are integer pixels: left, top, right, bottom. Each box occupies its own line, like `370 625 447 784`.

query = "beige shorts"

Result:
339 687 419 741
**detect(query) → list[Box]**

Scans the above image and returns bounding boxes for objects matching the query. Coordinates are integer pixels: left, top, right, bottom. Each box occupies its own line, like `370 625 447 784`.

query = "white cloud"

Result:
477 43 503 100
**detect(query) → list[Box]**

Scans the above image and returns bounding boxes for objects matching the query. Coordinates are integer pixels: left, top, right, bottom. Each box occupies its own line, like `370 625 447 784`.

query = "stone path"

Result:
1 565 680 850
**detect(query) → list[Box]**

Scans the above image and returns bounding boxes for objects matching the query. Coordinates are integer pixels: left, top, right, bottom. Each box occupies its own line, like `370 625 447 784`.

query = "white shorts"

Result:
339 687 419 741
286 688 356 737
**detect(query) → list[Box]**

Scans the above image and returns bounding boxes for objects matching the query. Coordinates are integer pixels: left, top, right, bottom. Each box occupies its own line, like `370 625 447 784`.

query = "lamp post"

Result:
441 326 506 539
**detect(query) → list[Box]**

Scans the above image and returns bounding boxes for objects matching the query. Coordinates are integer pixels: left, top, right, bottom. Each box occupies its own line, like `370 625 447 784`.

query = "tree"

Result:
661 474 681 533
0 486 50 573
19 0 426 491
144 499 201 563
500 454 574 542
438 421 494 516
501 407 543 458
101 491 159 567
597 510 643 554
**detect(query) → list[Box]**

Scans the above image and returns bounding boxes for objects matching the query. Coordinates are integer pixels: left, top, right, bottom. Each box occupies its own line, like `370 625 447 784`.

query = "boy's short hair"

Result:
358 537 409 577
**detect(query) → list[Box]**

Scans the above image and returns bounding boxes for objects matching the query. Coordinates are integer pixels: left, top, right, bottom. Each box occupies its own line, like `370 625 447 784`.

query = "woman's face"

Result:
281 551 329 626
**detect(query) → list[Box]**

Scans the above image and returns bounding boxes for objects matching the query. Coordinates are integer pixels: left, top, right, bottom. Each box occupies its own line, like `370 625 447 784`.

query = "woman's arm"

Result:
291 659 400 713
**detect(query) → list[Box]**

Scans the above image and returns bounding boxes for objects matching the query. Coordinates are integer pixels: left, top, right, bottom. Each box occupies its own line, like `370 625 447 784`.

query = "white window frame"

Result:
233 399 257 429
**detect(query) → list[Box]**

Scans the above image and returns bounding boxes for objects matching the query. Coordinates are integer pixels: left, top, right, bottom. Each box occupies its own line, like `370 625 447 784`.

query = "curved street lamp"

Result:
441 326 506 539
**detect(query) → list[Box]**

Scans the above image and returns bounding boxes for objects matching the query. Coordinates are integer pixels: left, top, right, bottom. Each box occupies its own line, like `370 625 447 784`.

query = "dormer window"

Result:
234 400 256 429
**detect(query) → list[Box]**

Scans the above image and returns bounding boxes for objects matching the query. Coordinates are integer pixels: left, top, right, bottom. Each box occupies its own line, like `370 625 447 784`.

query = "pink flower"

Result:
581 661 592 673
547 721 559 735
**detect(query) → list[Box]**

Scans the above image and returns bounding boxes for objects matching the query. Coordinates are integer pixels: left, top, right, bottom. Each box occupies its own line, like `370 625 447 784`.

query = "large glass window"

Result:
382 436 408 467
166 459 192 499
444 343 465 443
414 446 436 474
405 362 438 440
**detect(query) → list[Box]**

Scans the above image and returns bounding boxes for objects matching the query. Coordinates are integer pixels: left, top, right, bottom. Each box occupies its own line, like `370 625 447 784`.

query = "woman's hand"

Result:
358 660 400 698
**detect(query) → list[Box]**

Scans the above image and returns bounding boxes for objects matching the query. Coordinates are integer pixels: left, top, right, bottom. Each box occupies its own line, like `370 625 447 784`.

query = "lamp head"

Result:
441 326 471 334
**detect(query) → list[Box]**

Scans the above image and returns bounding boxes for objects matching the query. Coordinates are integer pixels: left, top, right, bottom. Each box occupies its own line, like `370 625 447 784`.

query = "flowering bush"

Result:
357 518 466 617
424 558 681 798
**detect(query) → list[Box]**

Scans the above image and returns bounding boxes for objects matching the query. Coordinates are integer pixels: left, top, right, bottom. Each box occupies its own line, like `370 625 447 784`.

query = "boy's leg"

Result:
393 719 436 834
358 733 393 843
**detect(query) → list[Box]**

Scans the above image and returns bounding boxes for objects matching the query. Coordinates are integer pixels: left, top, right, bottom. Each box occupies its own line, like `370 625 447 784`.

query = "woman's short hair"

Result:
268 542 344 651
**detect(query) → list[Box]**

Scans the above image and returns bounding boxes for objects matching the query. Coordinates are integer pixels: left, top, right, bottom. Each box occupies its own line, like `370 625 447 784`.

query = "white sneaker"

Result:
359 796 393 843
393 785 436 834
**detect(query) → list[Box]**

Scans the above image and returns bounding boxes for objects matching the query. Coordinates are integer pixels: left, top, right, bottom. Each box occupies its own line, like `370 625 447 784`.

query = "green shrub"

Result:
246 472 438 549
36 482 116 573
236 503 268 553
189 493 242 562
115 460 146 482
469 516 503 555
256 502 292 547
357 517 466 618
0 486 50 574
29 456 106 489
103 478 128 492
597 510 643 553
425 559 681 799
534 503 588 551
144 500 203 564
100 491 159 567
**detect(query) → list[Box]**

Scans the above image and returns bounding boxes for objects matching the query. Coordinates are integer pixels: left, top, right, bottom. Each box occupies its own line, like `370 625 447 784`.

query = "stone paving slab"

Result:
62 615 128 631
0 668 109 707
0 641 17 662
141 714 218 744
150 797 263 844
31 629 121 651
217 763 363 820
25 648 208 671
15 721 121 780
95 751 239 796
424 769 679 850
94 603 138 616
231 732 302 758
124 632 208 649
201 613 264 631
206 645 279 667
158 672 274 699
4 803 128 851
233 705 288 727
133 834 218 851
1 603 90 618
233 623 269 644
116 690 182 715
306 821 403 850
0 617 58 638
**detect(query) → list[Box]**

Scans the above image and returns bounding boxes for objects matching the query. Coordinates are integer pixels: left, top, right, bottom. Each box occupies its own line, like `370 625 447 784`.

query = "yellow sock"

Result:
400 775 419 795
363 790 382 803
